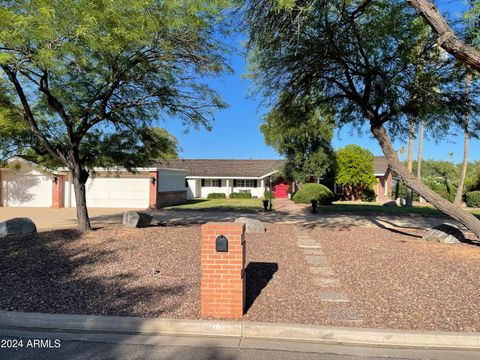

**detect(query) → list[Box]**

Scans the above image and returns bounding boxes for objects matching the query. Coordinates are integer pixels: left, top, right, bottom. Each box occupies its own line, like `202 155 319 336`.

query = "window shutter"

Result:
201 179 205 187
233 179 237 187
217 179 222 187
254 180 258 188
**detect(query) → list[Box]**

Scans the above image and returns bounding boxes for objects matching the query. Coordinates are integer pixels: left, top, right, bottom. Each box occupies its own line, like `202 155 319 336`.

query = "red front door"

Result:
274 182 289 199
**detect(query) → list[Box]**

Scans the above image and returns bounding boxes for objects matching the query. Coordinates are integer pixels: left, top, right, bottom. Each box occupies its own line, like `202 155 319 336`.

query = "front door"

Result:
274 181 289 199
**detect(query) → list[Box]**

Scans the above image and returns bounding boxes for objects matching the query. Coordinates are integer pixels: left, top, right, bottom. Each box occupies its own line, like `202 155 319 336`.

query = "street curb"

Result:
0 311 479 350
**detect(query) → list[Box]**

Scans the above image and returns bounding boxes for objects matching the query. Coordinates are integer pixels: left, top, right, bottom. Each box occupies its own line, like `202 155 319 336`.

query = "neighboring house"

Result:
155 159 289 200
0 158 187 209
373 156 396 202
333 156 395 202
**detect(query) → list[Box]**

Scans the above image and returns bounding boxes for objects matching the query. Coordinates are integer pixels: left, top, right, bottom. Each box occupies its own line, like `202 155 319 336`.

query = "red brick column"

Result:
149 171 158 209
52 175 64 208
200 222 246 319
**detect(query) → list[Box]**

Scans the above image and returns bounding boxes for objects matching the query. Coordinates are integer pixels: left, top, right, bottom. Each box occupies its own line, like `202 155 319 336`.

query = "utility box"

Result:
200 222 246 319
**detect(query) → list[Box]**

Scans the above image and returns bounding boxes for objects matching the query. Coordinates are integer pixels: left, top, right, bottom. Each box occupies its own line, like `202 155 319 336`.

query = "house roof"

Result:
154 159 286 178
374 156 389 175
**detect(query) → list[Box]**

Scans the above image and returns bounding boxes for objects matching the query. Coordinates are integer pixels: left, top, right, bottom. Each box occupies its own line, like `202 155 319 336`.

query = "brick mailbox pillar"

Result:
52 175 64 208
200 222 246 319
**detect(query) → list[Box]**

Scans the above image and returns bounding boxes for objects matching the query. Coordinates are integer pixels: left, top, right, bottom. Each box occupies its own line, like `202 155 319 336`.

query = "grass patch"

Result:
165 198 271 212
321 201 480 217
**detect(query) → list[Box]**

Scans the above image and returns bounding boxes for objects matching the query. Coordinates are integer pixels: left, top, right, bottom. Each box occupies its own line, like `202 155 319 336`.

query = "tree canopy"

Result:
0 0 233 231
244 0 480 236
335 144 375 200
261 97 335 183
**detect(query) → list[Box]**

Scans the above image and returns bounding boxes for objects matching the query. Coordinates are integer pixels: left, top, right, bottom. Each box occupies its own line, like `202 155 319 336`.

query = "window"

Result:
201 179 221 187
234 179 257 188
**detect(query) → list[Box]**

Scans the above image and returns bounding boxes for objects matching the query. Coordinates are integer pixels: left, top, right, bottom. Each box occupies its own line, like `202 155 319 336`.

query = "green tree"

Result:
245 0 480 237
0 0 232 231
335 145 375 201
261 97 335 184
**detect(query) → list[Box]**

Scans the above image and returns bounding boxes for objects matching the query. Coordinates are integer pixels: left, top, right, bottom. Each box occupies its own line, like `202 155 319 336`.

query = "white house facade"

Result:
155 159 289 200
0 158 289 209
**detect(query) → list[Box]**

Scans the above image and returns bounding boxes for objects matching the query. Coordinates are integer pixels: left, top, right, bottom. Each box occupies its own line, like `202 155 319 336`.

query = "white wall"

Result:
200 179 231 198
65 173 149 208
157 169 187 193
191 178 267 198
1 164 53 207
186 179 196 199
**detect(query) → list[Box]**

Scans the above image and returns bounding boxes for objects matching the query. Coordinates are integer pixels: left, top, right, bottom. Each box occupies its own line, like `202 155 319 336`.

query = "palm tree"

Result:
417 119 425 202
406 116 415 207
454 72 472 206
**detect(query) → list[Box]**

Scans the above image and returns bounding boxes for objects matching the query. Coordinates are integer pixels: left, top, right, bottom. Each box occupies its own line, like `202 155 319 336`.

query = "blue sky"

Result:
165 1 477 164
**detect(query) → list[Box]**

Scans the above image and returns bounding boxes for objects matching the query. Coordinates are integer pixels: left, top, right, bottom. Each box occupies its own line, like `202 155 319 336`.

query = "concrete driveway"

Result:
0 207 140 230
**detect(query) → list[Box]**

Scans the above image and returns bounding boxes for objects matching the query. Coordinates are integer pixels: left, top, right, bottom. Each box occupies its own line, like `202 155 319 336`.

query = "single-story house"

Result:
0 158 187 209
0 156 396 208
155 159 290 200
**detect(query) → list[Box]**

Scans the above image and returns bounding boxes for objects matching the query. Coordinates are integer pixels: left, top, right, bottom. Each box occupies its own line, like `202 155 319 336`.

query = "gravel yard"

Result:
0 223 479 332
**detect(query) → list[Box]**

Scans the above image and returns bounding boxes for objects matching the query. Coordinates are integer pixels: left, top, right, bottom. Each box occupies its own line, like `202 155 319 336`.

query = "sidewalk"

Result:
1 311 479 350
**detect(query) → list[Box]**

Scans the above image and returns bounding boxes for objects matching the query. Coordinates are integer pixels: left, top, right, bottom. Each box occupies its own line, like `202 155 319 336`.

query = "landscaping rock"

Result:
0 217 37 238
396 197 406 206
383 200 398 207
423 223 465 244
234 217 266 233
122 211 153 228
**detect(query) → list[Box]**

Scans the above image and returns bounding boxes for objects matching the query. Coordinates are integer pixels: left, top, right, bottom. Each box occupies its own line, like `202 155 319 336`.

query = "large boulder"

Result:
0 217 37 238
234 217 266 233
383 200 398 207
423 223 465 244
122 211 153 228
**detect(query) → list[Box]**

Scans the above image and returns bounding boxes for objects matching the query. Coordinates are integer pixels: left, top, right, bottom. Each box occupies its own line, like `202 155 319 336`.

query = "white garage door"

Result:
69 176 149 208
2 170 52 207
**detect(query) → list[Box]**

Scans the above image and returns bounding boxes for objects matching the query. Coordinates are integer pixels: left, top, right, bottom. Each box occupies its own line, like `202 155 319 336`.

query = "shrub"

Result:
465 191 480 208
207 193 226 199
361 187 376 202
229 192 252 199
264 190 275 199
292 183 334 205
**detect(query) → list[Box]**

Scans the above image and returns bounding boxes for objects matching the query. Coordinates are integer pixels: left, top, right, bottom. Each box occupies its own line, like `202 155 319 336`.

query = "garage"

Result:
64 174 150 209
1 163 53 207
1 159 187 209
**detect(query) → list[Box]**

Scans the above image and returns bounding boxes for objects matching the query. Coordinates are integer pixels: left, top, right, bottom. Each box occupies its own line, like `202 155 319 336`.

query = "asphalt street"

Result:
1 330 480 360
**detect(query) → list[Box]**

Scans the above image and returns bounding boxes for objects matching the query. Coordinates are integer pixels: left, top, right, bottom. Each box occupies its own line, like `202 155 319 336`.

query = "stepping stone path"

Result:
294 226 362 325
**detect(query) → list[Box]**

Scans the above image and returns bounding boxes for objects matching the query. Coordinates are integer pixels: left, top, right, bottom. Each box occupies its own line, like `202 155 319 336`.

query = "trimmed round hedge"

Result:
292 183 334 205
465 191 480 208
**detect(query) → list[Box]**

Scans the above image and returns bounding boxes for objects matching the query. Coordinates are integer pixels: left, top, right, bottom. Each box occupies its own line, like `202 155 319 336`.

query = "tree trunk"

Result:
454 73 472 206
406 115 415 207
371 124 480 238
406 0 480 73
71 166 92 232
